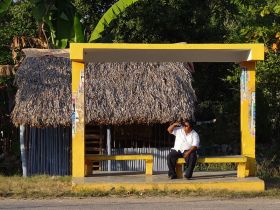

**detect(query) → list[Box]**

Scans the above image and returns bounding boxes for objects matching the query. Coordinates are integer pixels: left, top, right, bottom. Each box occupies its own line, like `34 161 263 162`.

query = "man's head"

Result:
181 119 195 133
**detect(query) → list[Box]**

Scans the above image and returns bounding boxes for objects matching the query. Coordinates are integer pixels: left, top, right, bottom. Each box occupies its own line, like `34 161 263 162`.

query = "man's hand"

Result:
167 122 181 134
183 146 197 159
183 152 189 159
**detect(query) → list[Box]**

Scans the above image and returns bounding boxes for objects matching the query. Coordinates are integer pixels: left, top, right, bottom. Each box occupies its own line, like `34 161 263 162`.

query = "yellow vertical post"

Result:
240 61 256 176
72 61 85 177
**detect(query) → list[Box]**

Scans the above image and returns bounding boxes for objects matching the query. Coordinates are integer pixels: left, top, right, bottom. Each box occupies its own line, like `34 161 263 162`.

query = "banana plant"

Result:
31 0 84 48
0 0 11 14
89 0 140 43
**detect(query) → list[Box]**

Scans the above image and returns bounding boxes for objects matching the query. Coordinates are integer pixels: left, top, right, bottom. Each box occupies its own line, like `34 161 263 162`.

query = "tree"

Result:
224 0 280 144
0 1 38 65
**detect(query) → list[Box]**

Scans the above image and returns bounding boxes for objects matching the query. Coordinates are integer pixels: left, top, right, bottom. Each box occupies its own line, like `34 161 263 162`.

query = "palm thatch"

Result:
12 55 196 127
86 62 196 125
12 56 71 127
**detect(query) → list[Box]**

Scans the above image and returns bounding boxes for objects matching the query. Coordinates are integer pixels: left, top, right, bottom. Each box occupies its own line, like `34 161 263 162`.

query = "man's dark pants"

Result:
167 149 197 178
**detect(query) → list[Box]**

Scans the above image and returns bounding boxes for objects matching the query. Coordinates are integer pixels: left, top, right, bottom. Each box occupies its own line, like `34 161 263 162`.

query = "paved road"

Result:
1 197 280 210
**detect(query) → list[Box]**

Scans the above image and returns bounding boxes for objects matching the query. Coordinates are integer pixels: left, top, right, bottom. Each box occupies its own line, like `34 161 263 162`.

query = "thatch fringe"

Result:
12 56 196 126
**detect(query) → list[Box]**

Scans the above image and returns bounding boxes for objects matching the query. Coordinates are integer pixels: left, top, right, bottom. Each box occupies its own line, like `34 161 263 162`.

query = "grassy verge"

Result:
1 175 280 199
0 175 72 198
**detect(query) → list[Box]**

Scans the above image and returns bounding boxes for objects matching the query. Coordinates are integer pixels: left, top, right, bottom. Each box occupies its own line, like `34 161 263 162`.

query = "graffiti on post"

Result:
240 68 249 99
71 96 79 134
71 68 84 135
250 92 256 136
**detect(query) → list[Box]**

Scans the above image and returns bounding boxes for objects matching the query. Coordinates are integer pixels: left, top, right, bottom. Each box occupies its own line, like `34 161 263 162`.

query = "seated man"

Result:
167 119 200 179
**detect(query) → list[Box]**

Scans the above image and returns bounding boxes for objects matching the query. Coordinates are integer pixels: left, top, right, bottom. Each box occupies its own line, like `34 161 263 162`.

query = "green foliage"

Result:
99 0 236 43
0 76 13 86
89 0 139 42
31 0 85 48
74 0 116 41
0 1 37 65
72 13 85 43
0 0 11 14
256 52 280 142
226 0 280 46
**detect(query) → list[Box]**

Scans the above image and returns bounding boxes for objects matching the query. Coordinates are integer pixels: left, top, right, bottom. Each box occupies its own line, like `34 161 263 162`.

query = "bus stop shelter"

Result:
70 43 264 192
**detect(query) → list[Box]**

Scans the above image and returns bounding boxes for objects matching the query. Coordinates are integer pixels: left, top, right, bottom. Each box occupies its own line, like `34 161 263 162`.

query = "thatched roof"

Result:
12 54 196 127
12 56 72 126
86 62 196 125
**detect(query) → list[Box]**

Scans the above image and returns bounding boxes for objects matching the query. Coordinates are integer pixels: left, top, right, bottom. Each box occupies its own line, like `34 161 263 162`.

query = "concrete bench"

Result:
176 155 248 178
85 154 153 176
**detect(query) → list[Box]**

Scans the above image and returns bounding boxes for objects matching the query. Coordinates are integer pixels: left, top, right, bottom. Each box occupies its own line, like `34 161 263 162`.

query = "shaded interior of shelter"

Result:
84 123 240 176
23 122 241 176
85 123 175 173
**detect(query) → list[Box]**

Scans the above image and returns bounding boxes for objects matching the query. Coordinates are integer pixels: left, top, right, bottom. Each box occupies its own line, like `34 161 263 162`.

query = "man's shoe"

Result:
170 175 177 179
184 174 191 180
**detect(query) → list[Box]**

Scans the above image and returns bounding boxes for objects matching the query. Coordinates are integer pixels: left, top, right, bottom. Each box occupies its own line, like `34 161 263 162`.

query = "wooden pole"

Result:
20 125 27 177
107 127 112 171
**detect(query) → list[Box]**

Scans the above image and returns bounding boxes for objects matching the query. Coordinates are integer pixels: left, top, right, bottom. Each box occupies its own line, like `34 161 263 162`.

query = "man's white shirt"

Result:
171 126 200 153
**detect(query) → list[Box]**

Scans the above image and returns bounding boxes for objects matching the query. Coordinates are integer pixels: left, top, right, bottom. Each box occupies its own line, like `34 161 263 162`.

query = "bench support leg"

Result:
176 164 183 178
145 159 153 175
237 163 247 178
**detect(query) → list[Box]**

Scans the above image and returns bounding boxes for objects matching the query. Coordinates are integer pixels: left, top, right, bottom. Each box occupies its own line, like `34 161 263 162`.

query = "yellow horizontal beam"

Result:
85 154 153 161
70 43 264 62
177 155 247 164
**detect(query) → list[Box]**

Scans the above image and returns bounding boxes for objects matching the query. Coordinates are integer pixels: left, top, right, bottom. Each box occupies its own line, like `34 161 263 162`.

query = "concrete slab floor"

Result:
72 171 265 192
73 171 257 184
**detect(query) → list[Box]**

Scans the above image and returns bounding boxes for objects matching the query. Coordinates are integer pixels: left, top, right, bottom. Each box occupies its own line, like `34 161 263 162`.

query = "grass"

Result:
0 175 72 198
1 175 280 199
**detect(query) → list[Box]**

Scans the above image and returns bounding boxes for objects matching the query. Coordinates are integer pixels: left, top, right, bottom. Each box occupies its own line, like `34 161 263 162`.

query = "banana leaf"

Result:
0 0 12 14
89 0 139 43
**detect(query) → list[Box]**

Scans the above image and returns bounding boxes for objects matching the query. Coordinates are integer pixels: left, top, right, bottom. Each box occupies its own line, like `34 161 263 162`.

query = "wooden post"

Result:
240 61 256 176
71 61 85 177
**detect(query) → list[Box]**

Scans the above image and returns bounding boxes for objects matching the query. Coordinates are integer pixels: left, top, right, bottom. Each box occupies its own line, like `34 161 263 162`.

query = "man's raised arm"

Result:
167 122 180 134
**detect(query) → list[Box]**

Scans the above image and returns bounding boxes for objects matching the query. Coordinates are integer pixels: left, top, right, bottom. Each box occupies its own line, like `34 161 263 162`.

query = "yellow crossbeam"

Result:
70 43 264 62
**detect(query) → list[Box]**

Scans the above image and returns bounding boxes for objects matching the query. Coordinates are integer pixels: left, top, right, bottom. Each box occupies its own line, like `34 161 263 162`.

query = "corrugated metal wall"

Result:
23 125 172 175
101 148 170 172
25 126 71 176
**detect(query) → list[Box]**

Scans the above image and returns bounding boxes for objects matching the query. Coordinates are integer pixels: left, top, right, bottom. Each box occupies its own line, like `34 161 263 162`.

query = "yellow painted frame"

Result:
70 43 264 178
